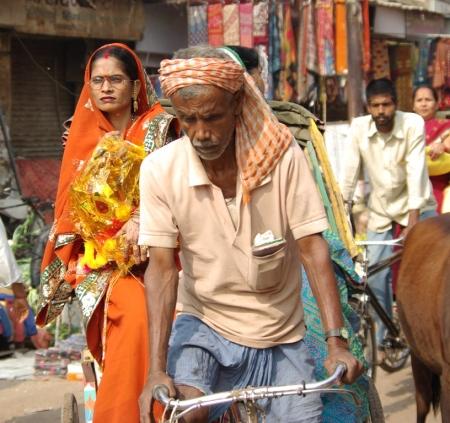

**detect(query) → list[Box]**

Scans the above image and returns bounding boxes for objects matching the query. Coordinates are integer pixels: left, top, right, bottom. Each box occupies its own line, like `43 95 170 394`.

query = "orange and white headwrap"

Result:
159 58 293 203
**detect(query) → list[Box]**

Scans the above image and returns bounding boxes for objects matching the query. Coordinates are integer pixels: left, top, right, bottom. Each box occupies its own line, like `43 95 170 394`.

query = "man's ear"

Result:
233 89 244 116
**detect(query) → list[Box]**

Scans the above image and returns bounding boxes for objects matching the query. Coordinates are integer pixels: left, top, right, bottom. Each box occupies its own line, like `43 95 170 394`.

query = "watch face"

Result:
341 327 350 339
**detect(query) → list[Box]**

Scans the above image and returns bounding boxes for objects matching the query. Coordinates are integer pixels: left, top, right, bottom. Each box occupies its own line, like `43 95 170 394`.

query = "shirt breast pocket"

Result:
249 246 286 292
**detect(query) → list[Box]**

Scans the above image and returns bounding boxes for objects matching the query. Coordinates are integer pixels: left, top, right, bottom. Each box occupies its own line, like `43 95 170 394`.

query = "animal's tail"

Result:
431 373 441 414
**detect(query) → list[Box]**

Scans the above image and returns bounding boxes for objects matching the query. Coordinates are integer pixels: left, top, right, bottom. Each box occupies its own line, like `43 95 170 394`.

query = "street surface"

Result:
0 357 443 422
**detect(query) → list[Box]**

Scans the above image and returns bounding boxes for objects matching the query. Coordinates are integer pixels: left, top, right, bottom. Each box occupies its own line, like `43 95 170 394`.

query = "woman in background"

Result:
413 84 450 213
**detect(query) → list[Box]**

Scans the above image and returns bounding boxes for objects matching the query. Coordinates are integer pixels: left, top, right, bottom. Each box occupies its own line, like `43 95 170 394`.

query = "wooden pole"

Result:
346 0 365 119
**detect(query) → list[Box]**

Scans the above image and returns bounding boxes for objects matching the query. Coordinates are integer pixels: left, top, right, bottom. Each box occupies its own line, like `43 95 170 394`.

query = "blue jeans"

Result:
367 209 437 344
167 314 323 422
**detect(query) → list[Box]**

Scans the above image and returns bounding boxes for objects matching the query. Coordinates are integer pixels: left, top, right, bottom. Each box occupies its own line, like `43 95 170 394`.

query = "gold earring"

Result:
132 82 138 113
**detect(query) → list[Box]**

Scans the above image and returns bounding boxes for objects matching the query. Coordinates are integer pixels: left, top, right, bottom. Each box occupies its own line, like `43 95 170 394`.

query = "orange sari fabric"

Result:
38 43 169 423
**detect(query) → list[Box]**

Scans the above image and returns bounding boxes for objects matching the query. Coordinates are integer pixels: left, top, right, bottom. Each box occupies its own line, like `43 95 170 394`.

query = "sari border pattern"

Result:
75 269 113 328
37 255 72 324
144 112 176 153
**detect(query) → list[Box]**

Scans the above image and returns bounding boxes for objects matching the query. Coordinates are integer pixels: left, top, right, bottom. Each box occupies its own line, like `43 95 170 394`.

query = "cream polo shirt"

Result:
340 111 436 233
139 136 328 348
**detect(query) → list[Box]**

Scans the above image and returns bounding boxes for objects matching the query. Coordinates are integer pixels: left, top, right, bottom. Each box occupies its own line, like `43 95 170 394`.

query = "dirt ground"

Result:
0 358 443 422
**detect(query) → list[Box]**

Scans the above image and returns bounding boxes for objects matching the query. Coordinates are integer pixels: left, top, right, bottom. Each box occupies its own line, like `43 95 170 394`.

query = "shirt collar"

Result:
368 111 404 140
185 136 211 187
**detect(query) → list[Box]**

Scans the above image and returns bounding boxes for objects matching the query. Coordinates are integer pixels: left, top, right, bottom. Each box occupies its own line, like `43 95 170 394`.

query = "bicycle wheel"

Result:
379 312 410 373
349 298 377 381
61 393 79 423
365 377 385 423
30 224 51 288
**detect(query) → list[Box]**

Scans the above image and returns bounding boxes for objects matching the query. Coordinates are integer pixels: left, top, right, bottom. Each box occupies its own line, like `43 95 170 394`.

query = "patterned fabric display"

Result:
394 44 413 111
306 0 318 73
334 0 348 75
239 2 253 47
253 0 269 46
415 39 432 85
187 4 208 46
280 3 296 101
316 0 335 76
208 3 224 47
432 38 450 89
223 3 240 45
268 0 280 99
372 39 391 79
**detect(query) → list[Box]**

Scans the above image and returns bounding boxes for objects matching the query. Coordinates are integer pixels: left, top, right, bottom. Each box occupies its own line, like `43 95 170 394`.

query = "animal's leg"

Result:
411 353 433 423
441 369 450 422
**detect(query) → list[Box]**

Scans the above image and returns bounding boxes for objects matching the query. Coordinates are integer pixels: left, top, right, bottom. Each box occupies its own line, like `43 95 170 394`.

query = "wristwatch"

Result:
325 327 350 342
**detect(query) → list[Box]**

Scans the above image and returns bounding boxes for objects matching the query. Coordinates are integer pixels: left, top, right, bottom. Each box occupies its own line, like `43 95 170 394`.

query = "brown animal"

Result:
397 213 450 423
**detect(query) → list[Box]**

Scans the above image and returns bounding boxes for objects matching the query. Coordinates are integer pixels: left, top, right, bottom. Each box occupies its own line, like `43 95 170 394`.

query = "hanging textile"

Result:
306 0 318 74
335 0 348 75
393 44 413 111
297 0 309 103
316 0 335 76
432 38 450 90
415 39 432 86
208 2 224 47
253 0 269 46
187 3 208 46
239 2 254 48
268 0 280 99
361 0 371 73
280 3 297 101
274 1 285 100
223 3 240 46
371 39 391 79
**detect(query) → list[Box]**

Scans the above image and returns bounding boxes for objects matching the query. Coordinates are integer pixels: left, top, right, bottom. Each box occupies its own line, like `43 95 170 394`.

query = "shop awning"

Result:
370 0 434 12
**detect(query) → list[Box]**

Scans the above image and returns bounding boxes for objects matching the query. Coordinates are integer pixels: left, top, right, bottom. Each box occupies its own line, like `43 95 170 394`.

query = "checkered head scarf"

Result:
159 58 293 203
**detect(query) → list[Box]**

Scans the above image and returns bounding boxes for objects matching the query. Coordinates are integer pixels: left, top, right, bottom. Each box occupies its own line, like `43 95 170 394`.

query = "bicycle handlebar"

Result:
152 364 357 414
355 237 404 247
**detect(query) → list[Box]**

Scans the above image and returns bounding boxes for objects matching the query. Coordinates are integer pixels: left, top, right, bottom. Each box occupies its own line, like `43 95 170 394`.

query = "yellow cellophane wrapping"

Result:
70 134 146 273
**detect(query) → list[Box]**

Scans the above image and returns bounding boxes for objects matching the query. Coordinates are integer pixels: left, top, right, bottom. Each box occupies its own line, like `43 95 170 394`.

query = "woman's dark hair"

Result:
366 78 397 104
90 45 139 80
413 84 438 102
225 45 259 72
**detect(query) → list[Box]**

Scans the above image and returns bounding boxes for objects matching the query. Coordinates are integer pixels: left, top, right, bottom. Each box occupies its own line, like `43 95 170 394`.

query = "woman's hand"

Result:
13 298 29 322
429 141 446 160
115 213 149 265
11 282 29 322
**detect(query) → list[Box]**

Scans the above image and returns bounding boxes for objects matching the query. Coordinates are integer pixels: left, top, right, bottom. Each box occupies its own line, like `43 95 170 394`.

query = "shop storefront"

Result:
173 0 449 122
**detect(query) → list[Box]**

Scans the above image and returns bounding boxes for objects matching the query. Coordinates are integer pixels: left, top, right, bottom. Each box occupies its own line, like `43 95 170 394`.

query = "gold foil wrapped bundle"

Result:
70 134 146 272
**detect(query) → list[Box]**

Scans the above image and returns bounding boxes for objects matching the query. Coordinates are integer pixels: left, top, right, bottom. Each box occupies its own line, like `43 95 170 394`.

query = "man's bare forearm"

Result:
144 252 179 375
297 235 344 335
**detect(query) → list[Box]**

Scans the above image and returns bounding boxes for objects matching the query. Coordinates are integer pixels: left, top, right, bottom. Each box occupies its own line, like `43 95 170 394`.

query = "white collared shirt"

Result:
340 111 436 232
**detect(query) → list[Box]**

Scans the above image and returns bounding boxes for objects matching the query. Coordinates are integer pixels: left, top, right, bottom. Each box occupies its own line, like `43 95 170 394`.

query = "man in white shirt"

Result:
341 78 436 346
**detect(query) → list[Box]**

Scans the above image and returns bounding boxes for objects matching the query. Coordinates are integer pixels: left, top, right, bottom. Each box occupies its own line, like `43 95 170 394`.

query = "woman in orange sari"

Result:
36 43 177 422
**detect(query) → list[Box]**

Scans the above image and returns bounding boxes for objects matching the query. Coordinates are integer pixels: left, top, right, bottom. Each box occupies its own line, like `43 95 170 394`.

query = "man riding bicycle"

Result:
138 47 363 423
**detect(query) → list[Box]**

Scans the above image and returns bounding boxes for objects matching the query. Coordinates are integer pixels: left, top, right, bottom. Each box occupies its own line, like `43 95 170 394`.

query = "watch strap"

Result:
324 327 348 341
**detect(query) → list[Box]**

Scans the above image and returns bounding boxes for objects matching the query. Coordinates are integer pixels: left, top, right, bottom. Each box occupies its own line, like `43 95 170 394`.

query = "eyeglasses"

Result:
89 75 132 90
